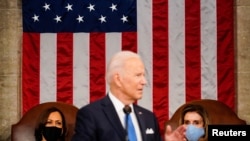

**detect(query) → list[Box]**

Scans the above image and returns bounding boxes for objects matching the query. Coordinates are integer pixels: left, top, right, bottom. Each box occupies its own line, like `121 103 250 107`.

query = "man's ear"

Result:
114 73 122 87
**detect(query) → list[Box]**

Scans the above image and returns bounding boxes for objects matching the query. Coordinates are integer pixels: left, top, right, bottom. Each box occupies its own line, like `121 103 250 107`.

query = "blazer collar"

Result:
102 95 127 140
133 105 147 141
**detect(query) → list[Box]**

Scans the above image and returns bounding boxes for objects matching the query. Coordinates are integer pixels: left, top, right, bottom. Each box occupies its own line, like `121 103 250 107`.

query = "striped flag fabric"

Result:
22 0 234 135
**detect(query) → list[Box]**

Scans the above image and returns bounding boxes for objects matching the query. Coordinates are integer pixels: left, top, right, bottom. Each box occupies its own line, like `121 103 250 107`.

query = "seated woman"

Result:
179 104 209 141
34 107 67 141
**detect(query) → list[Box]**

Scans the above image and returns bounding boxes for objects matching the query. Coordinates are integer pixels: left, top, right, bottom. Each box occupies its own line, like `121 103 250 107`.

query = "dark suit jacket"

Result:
71 95 162 141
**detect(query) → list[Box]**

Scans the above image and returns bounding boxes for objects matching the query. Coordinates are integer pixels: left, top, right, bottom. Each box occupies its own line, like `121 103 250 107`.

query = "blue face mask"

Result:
185 124 205 141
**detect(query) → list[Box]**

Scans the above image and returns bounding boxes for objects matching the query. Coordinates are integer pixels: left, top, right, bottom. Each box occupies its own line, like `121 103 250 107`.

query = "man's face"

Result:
120 57 147 101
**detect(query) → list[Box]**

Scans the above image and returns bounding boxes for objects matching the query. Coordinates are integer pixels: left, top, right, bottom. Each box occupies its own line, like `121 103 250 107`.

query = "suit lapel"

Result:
102 96 126 140
134 105 147 141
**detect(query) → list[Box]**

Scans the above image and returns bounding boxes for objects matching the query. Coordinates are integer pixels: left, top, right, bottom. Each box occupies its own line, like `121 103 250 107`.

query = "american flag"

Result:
22 0 234 135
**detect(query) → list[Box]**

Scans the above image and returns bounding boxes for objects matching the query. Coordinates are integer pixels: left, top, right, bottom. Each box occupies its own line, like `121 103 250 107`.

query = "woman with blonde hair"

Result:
179 104 209 141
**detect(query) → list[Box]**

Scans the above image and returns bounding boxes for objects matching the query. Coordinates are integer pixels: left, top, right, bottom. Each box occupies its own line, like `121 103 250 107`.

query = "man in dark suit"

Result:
72 50 186 141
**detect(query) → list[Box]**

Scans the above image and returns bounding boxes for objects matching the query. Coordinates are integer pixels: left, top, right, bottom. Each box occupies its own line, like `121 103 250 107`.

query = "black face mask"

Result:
43 126 62 141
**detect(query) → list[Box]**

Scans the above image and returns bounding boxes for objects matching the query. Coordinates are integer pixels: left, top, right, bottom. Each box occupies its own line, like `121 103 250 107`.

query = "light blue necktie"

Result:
124 105 137 141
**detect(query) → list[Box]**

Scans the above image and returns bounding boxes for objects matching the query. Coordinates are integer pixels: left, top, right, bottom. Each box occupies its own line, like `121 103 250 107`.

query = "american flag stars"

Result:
54 15 62 23
31 2 129 24
110 3 117 12
65 3 73 11
87 3 95 12
32 14 39 22
43 3 50 11
76 15 84 23
24 0 137 32
99 15 106 23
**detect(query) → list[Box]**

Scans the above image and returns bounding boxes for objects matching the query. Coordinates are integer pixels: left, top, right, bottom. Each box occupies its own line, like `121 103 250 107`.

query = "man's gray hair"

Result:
106 50 141 84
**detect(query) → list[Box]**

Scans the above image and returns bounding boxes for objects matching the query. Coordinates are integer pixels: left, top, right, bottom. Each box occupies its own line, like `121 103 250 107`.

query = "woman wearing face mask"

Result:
34 107 67 141
179 104 209 141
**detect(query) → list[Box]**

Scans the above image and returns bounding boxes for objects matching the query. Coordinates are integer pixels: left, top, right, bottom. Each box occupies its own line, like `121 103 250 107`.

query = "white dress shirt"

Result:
108 92 142 141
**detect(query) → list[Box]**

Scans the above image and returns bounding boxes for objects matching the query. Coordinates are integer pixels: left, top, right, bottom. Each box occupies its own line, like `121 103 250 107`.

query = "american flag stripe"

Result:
137 0 153 112
57 33 73 103
89 33 106 102
217 0 235 103
168 0 186 117
40 34 57 102
152 0 169 124
22 33 40 107
185 0 201 101
22 0 234 135
73 33 90 108
200 0 217 100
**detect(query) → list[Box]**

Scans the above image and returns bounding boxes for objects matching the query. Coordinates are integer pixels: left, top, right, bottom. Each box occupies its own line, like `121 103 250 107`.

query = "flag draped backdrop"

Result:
22 0 234 135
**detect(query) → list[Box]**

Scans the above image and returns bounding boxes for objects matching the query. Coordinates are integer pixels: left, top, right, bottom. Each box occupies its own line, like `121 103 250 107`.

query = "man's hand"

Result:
164 125 186 141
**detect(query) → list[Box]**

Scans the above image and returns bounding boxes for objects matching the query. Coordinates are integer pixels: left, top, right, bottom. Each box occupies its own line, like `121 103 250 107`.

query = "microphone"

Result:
123 105 132 114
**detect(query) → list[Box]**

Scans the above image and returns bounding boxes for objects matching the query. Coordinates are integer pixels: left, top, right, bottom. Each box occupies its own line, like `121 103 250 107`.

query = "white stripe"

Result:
137 0 153 111
106 33 122 93
201 0 218 100
73 33 90 108
40 33 57 103
168 0 186 117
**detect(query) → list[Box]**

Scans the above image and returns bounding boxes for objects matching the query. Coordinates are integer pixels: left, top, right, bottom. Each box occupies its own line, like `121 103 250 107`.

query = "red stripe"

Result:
22 33 40 114
153 0 169 135
57 33 73 104
185 0 201 102
216 0 235 110
122 32 137 52
89 33 106 102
